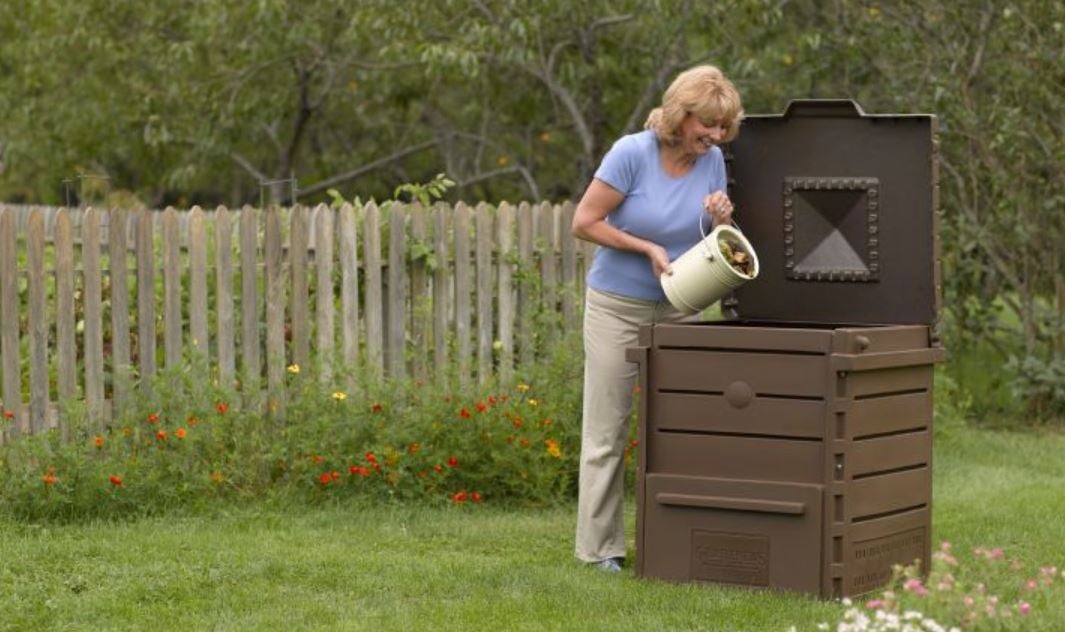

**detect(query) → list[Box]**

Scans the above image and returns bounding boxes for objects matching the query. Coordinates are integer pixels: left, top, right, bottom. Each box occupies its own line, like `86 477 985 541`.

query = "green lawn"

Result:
1 427 1063 632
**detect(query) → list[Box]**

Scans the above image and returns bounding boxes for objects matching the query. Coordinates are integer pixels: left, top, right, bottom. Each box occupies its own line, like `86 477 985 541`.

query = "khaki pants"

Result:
575 288 689 563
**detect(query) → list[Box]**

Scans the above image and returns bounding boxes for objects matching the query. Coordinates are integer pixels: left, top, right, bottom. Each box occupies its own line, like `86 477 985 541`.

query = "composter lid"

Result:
725 99 940 326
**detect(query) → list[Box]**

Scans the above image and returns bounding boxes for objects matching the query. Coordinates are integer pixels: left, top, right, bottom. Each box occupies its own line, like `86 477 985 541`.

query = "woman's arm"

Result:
571 178 673 278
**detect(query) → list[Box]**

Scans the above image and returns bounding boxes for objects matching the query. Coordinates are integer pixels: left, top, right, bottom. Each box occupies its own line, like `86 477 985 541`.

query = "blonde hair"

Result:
644 65 744 145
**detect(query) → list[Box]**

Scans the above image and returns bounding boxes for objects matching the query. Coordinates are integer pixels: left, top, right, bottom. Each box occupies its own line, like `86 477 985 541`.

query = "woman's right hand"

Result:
645 243 672 278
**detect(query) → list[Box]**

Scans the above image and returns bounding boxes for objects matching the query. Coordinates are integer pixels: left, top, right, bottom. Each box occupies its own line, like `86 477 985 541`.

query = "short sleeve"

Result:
593 135 642 195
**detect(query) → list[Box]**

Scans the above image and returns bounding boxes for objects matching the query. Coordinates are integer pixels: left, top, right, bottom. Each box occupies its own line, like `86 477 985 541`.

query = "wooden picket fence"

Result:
0 201 595 441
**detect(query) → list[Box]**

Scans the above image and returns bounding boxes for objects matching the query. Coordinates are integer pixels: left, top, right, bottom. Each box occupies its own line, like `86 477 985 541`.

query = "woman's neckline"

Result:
656 137 699 180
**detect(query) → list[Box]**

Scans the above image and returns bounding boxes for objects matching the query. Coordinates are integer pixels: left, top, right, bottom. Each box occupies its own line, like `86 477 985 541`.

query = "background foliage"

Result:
0 0 1061 419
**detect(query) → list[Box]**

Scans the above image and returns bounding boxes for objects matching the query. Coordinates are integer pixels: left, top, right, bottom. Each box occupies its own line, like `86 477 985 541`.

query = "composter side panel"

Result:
824 326 939 598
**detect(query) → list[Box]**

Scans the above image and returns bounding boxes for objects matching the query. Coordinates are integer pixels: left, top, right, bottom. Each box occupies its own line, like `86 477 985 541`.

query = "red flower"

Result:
630 439 638 447
2 410 14 420
365 451 377 463
42 474 58 486
476 402 487 413
512 418 523 429
487 396 497 405
433 464 443 473
175 428 187 440
349 465 370 477
147 413 160 424
109 475 123 487
447 456 459 468
330 471 340 481
215 402 229 414
93 436 105 448
451 490 468 503
318 473 333 485
459 408 471 419
371 403 383 413
471 492 483 503
155 430 167 441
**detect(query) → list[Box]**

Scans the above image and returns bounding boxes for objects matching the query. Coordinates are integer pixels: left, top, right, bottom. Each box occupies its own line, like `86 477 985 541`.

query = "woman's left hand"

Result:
703 191 733 226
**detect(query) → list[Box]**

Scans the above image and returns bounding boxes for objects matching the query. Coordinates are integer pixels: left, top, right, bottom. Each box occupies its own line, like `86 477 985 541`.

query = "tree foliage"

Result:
0 0 1061 416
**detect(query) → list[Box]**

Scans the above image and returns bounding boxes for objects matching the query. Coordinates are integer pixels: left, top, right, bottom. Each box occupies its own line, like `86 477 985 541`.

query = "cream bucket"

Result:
661 221 760 315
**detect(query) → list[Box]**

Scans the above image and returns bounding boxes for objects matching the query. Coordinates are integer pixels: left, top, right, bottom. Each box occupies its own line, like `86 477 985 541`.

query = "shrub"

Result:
0 332 598 522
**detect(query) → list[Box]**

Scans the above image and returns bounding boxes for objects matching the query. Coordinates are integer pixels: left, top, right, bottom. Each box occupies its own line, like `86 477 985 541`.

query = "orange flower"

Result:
545 438 562 458
318 473 333 485
471 491 483 503
512 418 523 429
2 410 14 420
215 402 229 414
365 452 377 463
459 408 471 419
487 396 497 405
147 413 160 424
330 471 341 482
155 430 167 441
42 474 58 486
174 428 187 440
109 475 123 486
408 442 420 454
371 403 383 413
433 464 443 473
93 436 105 448
476 402 488 413
210 471 224 484
451 490 468 503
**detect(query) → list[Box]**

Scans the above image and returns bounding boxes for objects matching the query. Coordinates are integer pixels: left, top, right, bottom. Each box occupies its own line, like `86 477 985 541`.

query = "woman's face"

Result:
679 112 727 156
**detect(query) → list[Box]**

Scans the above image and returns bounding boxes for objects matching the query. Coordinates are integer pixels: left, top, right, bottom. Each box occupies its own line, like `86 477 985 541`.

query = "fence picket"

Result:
560 201 577 331
163 208 183 367
409 203 429 381
239 206 260 388
28 210 48 432
215 206 236 383
338 204 359 374
432 204 450 379
387 204 406 379
290 206 310 369
537 202 557 347
55 210 76 410
314 205 335 383
475 202 493 383
109 209 131 409
265 207 285 408
363 202 383 376
0 209 22 438
454 202 472 385
82 209 105 421
497 203 515 383
136 209 156 393
517 201 534 368
188 207 209 359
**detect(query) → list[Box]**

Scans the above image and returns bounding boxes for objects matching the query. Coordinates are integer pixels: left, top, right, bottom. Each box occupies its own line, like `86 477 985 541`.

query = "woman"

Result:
571 65 744 572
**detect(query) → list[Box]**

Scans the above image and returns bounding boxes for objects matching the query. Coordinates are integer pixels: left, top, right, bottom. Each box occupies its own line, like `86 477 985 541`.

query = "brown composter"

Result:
627 99 946 599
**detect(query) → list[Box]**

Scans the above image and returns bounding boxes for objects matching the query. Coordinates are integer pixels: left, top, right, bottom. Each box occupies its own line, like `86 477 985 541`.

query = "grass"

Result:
1 427 1063 632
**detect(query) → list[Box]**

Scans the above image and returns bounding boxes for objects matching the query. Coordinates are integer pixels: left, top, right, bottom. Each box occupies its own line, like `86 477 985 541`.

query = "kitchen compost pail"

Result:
661 222 760 315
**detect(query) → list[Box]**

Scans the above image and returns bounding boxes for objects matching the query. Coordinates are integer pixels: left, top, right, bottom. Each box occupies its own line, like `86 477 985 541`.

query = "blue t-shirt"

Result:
586 129 728 301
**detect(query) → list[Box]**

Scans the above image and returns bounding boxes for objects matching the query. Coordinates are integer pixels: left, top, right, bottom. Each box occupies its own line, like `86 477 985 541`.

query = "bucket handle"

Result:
699 210 745 261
